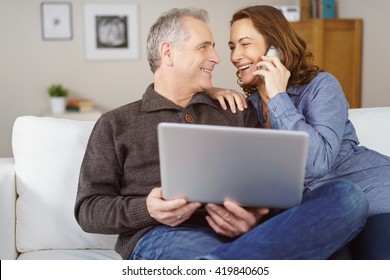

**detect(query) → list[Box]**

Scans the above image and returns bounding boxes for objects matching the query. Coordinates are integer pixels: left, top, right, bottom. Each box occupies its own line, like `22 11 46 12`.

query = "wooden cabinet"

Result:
290 19 362 108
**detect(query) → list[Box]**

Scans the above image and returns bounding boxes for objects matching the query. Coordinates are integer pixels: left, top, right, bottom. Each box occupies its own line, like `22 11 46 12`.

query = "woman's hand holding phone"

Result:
253 46 290 100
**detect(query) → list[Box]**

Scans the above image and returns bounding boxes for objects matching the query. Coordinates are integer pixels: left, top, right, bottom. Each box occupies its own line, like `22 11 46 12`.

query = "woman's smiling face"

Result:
228 18 268 87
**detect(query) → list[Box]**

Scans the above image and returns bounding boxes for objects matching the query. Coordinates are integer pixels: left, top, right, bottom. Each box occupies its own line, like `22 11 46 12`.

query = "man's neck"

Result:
154 80 196 108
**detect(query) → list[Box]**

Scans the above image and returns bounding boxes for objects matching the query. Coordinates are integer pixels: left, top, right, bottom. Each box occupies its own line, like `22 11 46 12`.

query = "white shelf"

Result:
44 110 102 121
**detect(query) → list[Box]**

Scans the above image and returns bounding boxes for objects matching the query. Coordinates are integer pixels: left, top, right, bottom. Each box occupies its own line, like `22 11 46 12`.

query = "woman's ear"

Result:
159 42 174 66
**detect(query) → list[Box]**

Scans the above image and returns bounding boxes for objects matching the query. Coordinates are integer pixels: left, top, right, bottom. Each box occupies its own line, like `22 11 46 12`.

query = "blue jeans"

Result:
129 180 368 260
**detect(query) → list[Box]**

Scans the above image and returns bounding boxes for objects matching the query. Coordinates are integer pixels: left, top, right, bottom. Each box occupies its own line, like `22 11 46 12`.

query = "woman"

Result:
211 5 390 259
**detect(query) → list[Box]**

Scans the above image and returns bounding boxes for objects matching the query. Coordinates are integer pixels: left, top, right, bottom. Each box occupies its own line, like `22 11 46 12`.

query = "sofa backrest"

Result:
348 107 390 157
12 116 117 254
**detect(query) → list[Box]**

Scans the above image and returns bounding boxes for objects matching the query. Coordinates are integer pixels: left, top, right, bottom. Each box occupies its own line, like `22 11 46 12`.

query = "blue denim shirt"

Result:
248 72 360 186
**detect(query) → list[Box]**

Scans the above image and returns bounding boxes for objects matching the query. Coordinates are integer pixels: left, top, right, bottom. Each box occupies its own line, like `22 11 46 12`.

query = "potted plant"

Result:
48 84 68 113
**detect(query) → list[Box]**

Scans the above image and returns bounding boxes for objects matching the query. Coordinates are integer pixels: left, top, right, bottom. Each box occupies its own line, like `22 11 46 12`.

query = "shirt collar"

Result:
247 85 299 103
141 84 218 112
286 85 300 96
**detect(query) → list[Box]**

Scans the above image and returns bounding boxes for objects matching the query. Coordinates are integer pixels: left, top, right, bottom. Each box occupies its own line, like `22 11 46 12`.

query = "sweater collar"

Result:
141 84 218 112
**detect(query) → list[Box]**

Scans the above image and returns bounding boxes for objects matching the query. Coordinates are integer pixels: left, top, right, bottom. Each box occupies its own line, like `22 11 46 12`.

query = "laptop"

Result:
158 122 308 208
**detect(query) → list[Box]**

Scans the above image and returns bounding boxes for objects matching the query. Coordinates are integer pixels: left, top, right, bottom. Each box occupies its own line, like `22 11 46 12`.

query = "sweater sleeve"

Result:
74 115 159 234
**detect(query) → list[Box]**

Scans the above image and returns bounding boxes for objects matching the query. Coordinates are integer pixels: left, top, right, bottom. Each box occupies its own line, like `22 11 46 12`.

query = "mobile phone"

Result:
258 46 281 74
265 45 281 59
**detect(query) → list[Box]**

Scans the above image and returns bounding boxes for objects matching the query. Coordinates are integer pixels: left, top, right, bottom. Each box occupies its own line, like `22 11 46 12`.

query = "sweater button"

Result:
184 114 193 123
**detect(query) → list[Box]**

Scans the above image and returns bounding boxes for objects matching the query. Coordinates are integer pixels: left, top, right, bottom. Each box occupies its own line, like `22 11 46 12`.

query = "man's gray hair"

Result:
146 7 209 73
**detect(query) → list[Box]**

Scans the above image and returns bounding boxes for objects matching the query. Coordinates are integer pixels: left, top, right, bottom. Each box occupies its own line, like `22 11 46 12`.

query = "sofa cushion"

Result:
17 249 121 260
12 116 117 254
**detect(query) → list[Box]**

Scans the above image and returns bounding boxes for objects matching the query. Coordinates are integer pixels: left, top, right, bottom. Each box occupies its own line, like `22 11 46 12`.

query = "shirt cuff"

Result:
268 92 295 118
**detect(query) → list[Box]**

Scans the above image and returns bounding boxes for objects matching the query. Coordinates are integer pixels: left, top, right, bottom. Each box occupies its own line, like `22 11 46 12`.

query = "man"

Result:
75 7 368 260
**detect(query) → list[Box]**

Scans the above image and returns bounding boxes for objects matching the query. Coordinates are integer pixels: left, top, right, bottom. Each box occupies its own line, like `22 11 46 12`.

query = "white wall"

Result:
1 0 389 157
337 0 390 107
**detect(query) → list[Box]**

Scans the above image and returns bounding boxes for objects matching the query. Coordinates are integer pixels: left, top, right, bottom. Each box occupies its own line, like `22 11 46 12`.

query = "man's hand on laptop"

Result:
146 187 201 227
205 201 270 238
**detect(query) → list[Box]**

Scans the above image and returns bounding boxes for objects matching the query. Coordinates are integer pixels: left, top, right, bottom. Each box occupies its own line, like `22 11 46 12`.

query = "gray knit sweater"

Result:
75 84 260 259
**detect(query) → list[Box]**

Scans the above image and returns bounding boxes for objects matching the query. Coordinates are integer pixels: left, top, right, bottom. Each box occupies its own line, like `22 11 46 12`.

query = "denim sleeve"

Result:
268 74 349 178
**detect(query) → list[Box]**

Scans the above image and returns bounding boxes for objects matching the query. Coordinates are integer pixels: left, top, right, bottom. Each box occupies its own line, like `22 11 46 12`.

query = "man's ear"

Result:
159 42 174 66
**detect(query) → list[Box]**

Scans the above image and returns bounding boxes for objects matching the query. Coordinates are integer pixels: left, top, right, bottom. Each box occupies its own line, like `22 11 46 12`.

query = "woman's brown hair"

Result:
231 5 322 94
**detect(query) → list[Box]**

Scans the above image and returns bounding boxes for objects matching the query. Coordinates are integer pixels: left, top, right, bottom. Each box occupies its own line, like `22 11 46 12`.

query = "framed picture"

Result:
41 2 72 40
84 4 139 61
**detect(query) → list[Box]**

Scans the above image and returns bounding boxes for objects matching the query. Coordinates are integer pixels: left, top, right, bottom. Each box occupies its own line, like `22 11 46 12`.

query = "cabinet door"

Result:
290 20 325 67
291 19 362 108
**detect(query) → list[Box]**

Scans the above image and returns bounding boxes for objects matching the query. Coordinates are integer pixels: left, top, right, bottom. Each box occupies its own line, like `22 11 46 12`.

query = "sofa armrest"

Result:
0 158 18 259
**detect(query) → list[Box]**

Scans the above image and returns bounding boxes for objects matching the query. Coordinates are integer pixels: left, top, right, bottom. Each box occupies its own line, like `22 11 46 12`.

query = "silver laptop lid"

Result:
158 122 308 208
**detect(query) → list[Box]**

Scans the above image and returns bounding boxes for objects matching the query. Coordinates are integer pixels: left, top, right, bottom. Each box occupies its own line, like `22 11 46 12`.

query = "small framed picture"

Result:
41 2 72 40
84 4 139 61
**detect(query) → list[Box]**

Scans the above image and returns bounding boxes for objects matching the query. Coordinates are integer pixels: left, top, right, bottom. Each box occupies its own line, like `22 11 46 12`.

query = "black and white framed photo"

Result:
84 4 139 61
41 2 72 40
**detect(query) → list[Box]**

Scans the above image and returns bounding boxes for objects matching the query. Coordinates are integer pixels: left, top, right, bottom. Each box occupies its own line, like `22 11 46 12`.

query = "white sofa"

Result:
1 107 390 260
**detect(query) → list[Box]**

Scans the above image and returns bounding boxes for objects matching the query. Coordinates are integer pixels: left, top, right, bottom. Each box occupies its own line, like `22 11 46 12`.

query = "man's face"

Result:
173 17 220 92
